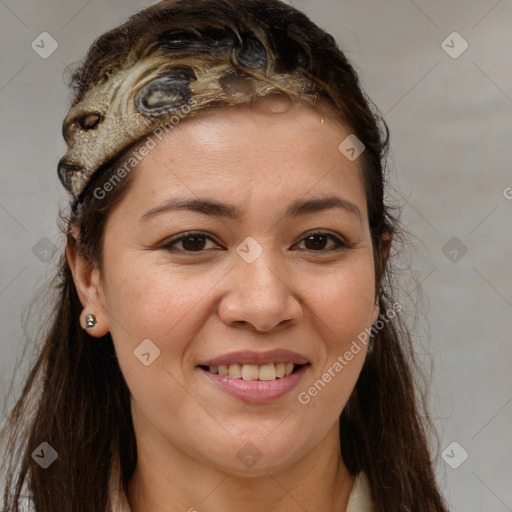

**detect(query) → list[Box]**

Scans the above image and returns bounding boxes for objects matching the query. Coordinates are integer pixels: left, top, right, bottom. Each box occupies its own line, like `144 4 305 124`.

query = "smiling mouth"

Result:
198 363 307 381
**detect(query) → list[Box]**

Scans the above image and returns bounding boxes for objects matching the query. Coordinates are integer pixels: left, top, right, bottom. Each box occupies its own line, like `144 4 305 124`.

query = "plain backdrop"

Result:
1 1 511 510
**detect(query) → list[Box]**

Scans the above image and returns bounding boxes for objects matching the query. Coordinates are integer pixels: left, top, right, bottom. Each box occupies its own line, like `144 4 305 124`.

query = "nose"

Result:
217 250 303 333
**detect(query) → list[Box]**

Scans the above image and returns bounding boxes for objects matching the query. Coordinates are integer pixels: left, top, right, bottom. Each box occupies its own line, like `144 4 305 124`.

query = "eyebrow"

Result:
140 195 363 224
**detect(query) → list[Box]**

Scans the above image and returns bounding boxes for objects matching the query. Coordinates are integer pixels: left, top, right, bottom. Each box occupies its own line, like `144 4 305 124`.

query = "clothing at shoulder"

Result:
107 453 374 512
346 471 375 512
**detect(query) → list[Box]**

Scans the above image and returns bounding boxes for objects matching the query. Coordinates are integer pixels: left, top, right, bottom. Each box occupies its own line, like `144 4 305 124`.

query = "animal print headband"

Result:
57 32 316 200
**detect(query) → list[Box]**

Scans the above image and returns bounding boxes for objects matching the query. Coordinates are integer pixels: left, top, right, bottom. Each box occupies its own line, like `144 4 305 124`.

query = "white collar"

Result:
108 453 374 512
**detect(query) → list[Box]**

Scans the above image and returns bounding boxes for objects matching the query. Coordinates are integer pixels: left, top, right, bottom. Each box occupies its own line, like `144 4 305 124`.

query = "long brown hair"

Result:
1 1 449 510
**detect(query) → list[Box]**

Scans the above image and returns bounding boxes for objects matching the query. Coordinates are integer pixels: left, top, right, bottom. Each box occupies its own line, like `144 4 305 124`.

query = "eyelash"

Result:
159 230 349 255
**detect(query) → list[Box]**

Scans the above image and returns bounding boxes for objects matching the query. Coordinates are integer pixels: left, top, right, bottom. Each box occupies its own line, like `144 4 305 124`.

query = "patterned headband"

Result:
58 31 316 200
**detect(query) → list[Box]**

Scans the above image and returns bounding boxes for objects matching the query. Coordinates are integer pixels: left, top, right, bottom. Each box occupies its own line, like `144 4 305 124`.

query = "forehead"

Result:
112 99 367 223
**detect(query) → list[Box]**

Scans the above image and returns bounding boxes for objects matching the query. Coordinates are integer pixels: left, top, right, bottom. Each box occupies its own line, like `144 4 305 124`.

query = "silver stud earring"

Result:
84 314 97 329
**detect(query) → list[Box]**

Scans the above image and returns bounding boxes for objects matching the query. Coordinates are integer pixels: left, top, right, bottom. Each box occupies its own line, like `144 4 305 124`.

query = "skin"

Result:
67 95 381 512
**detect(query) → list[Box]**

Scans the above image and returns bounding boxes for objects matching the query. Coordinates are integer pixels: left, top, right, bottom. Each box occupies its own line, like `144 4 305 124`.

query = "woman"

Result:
0 0 449 510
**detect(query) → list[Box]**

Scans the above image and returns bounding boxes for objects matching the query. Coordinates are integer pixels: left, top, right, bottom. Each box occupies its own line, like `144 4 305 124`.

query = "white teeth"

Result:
275 362 286 378
241 364 259 380
228 363 242 378
258 363 276 381
206 362 300 380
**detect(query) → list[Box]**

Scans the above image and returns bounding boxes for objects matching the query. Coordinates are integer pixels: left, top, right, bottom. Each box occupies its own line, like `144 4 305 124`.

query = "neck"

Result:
127 418 355 512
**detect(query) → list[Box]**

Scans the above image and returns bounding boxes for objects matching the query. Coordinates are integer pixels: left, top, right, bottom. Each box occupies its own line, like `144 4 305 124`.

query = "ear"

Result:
66 228 110 337
381 232 392 263
370 296 380 326
372 232 392 325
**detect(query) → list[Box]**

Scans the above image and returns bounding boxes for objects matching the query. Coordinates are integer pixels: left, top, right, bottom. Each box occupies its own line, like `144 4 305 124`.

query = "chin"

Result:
196 433 308 475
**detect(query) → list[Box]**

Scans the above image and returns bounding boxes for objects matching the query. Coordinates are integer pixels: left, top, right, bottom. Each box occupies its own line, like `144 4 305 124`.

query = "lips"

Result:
198 363 309 403
197 349 310 367
196 349 310 403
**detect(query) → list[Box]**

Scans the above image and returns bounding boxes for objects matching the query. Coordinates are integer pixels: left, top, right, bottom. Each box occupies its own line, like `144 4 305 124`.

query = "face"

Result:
76 96 380 474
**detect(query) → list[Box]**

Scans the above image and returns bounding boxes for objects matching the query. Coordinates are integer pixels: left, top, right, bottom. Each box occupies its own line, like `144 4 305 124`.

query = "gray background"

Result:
1 0 511 510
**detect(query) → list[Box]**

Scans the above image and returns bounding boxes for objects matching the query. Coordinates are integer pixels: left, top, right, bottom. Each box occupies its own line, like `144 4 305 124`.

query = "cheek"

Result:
101 251 237 390
102 260 210 423
103 255 209 337
296 255 375 413
307 255 377 341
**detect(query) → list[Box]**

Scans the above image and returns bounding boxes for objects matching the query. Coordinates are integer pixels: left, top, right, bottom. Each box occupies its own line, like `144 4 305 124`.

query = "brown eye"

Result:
77 112 103 130
180 234 208 251
296 232 347 252
161 232 220 254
